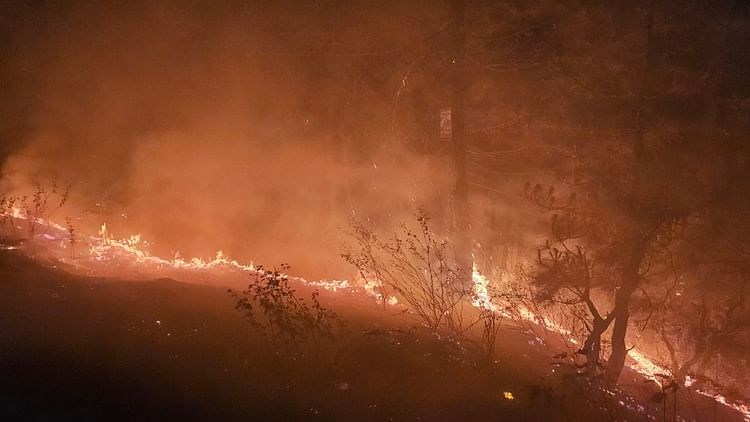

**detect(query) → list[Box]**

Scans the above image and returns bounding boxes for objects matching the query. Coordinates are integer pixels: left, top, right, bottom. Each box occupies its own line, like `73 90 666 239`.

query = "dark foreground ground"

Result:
0 251 742 421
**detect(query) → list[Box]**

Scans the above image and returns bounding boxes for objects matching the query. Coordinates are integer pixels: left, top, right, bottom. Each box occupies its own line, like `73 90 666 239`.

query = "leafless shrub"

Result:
478 306 502 362
342 211 474 339
230 264 344 362
0 195 19 230
65 216 76 259
0 180 71 239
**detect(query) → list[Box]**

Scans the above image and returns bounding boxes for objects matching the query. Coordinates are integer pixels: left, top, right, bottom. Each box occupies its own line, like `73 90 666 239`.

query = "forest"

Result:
0 0 748 420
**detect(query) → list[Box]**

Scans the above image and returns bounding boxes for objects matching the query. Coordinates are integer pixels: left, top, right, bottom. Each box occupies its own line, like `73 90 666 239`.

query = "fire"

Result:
471 260 496 311
472 261 663 377
696 390 750 420
358 272 398 306
85 220 269 274
471 260 577 343
470 262 750 420
627 349 670 385
1 209 748 420
98 222 108 239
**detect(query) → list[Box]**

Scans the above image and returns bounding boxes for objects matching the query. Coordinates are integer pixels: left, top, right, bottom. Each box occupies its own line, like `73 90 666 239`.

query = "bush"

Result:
230 265 344 362
0 181 71 240
342 211 473 340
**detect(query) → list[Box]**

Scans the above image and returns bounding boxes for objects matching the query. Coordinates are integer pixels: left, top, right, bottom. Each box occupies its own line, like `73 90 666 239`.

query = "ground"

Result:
0 250 742 421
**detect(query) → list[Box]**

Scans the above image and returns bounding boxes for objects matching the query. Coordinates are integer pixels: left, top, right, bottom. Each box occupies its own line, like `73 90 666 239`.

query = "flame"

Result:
470 262 750 420
471 260 496 311
98 222 108 239
472 260 577 343
309 279 351 292
696 390 750 420
358 272 398 305
0 209 747 420
627 349 670 385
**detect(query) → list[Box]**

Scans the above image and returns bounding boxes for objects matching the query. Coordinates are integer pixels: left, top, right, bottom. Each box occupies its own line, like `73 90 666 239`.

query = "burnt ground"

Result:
0 250 743 421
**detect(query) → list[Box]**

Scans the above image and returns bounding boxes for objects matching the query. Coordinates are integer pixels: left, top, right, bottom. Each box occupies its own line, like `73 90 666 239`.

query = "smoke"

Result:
0 1 460 279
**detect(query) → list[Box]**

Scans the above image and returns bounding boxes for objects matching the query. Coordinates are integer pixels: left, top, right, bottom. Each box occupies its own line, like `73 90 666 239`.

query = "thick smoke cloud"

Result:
0 1 454 278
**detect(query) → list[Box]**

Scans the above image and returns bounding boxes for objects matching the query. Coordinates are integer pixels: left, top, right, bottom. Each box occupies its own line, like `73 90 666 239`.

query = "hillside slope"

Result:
0 251 741 421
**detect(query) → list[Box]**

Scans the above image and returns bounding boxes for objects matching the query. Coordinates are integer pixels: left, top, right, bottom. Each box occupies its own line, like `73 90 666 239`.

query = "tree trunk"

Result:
606 237 646 384
450 0 471 280
582 317 611 374
606 285 635 384
604 0 655 385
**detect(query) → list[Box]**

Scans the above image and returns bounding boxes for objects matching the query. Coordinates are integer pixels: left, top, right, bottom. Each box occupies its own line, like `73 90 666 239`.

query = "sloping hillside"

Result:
0 250 741 421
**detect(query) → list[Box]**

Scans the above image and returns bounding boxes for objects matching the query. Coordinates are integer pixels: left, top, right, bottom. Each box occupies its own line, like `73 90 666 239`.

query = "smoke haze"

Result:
0 1 460 278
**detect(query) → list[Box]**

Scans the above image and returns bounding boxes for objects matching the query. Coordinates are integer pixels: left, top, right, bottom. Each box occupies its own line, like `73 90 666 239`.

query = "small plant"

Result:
343 210 473 339
230 265 344 362
478 306 503 362
471 267 511 363
0 180 71 239
65 216 76 260
650 376 679 422
0 195 18 227
22 181 70 237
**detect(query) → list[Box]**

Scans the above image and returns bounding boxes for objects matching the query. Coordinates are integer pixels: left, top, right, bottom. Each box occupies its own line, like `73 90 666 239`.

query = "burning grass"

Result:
0 192 747 420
